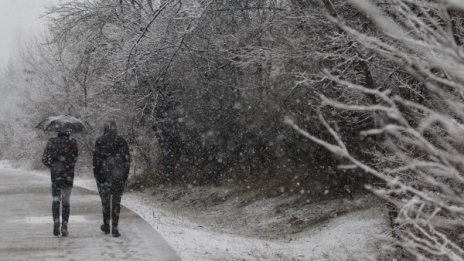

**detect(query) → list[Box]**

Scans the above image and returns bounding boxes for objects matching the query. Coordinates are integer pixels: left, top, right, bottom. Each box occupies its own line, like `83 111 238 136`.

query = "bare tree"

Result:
287 0 464 259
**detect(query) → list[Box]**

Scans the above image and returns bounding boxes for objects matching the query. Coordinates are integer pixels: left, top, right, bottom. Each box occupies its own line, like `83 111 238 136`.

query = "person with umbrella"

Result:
38 115 91 237
93 121 130 237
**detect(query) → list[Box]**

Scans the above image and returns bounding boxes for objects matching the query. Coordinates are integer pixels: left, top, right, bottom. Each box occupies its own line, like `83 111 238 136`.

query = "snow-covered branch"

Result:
288 0 464 259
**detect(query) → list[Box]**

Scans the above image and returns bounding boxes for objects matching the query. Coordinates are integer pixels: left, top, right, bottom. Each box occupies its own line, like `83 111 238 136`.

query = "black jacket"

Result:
42 134 78 185
93 130 130 185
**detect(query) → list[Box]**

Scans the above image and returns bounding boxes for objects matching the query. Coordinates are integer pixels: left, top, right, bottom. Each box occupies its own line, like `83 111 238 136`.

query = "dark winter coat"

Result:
42 134 79 186
93 129 130 186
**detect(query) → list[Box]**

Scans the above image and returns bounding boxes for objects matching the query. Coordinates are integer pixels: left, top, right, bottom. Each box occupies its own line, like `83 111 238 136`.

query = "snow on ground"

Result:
74 177 391 260
0 161 391 260
120 193 389 261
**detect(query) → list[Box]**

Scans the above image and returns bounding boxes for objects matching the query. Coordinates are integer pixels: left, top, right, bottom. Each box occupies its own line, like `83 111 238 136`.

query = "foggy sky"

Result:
0 0 58 69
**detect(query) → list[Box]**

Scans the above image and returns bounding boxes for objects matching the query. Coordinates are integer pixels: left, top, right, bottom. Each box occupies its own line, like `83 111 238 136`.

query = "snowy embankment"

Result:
1 161 390 260
119 192 389 261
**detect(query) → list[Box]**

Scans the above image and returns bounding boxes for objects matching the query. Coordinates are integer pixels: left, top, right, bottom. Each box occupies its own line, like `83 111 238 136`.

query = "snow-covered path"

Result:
0 167 180 261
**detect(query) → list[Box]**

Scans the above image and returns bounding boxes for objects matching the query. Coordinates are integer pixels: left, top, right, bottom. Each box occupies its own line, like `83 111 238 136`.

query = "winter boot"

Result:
101 223 110 234
112 226 120 237
61 222 68 237
53 221 60 236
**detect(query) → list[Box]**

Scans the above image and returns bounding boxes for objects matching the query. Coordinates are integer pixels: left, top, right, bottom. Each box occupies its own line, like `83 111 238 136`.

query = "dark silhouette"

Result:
93 121 130 237
42 131 78 237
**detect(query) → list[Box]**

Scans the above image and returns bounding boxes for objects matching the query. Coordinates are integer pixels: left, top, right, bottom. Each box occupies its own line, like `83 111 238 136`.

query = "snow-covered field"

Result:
1 161 391 260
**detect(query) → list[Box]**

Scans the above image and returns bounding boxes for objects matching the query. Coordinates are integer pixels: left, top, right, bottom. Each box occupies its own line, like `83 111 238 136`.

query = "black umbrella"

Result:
36 115 92 134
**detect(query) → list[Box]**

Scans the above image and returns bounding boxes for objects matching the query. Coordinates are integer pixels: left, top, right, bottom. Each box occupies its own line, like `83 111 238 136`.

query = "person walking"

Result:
42 131 78 237
93 121 130 237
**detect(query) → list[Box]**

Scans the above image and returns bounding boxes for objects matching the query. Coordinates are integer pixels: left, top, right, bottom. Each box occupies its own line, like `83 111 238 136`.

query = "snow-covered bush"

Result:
288 0 464 259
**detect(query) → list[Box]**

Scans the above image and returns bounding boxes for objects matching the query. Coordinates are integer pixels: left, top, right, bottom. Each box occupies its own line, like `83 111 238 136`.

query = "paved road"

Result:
0 167 180 261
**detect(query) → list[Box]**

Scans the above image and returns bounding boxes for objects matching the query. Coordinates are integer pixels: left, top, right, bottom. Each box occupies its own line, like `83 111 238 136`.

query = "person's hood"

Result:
104 121 117 136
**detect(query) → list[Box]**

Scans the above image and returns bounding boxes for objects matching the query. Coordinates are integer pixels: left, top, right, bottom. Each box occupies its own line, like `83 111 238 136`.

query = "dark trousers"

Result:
97 182 125 227
51 182 72 223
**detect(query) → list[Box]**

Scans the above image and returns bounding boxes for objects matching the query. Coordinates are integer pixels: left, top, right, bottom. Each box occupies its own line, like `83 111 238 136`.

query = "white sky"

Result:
0 0 59 68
